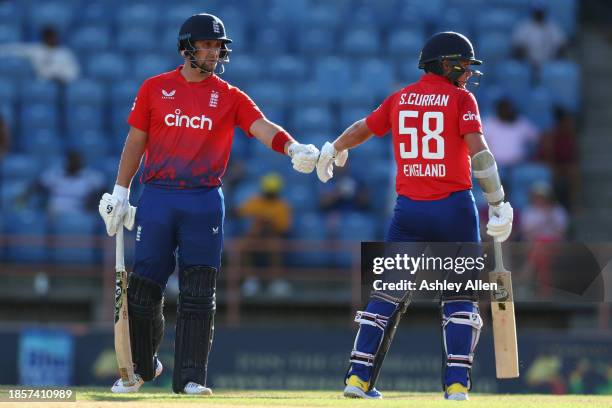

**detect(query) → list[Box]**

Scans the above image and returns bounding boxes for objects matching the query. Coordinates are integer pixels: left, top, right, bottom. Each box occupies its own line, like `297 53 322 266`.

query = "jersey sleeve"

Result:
365 93 395 136
127 80 151 132
458 91 483 136
234 88 264 137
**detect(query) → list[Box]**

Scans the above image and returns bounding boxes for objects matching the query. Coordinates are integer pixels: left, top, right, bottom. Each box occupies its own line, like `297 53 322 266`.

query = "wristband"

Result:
271 130 294 155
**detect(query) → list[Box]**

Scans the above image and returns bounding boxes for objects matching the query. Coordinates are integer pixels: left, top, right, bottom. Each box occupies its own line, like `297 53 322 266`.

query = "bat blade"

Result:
490 242 519 379
114 228 136 385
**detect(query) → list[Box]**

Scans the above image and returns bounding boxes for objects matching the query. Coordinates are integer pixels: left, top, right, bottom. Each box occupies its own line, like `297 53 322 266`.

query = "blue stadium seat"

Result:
399 0 445 22
289 212 330 268
335 213 378 267
477 33 511 63
524 87 554 130
111 106 131 137
338 83 377 109
540 61 580 111
110 79 140 106
1 154 41 184
223 54 261 87
66 105 104 134
548 0 577 35
476 9 520 33
132 54 174 81
388 30 424 58
296 28 335 55
315 57 352 100
267 55 306 83
87 53 128 81
164 3 203 29
69 26 111 53
29 1 74 35
357 59 395 97
339 107 370 130
0 1 22 26
435 8 472 37
20 104 58 135
0 57 34 80
21 80 59 104
0 180 28 211
252 28 290 55
116 3 159 30
300 6 339 31
66 79 105 108
246 81 289 107
23 128 64 165
292 107 334 133
342 29 379 56
494 60 531 86
349 132 391 161
80 1 112 25
116 27 157 54
285 183 317 213
70 131 110 167
230 182 260 208
0 81 16 104
291 82 331 107
0 103 14 132
49 212 99 264
396 62 422 85
4 211 48 263
510 164 552 210
0 24 21 43
159 27 180 57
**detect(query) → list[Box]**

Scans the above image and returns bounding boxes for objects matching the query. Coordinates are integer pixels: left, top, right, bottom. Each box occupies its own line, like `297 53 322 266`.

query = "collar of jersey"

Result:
420 73 453 85
175 65 217 85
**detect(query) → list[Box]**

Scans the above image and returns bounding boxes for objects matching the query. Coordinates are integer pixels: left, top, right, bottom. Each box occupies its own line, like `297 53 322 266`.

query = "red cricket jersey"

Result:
366 73 483 200
128 66 263 188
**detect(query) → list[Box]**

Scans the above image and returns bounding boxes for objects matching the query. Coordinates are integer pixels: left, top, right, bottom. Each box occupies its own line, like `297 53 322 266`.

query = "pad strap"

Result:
350 350 376 367
355 311 389 331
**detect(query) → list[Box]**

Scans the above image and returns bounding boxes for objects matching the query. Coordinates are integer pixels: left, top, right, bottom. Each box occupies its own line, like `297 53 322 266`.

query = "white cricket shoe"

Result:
111 359 163 393
184 381 213 395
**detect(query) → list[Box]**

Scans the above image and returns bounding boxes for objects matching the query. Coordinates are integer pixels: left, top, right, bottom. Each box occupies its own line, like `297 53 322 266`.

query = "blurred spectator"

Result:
0 26 80 83
483 97 539 174
319 165 370 214
521 182 568 242
27 151 106 215
512 5 568 69
538 107 580 211
237 173 293 297
0 113 10 158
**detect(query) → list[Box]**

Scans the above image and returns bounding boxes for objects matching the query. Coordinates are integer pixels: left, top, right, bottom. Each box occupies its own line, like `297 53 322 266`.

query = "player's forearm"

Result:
333 119 373 151
250 118 294 154
116 133 146 189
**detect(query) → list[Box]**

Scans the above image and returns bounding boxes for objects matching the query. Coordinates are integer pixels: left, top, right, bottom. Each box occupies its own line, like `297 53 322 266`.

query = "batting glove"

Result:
288 142 320 174
316 141 348 183
487 202 514 242
98 185 137 236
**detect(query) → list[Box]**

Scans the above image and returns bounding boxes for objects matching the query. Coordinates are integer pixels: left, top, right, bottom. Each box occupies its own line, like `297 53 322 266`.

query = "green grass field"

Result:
2 388 611 408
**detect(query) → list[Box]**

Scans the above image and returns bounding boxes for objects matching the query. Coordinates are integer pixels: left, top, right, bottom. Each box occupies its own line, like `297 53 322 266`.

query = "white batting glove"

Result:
487 202 514 242
288 142 320 174
316 141 348 183
98 185 137 236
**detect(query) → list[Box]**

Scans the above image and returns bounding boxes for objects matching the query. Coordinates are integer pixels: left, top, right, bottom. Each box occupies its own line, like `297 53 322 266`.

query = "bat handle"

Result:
115 227 125 272
493 239 505 272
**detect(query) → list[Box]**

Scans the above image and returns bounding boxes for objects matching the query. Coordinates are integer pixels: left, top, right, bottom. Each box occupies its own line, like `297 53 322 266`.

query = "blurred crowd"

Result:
0 0 580 281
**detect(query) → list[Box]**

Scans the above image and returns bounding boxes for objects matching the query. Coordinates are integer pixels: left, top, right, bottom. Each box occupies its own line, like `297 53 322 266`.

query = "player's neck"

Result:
180 65 213 82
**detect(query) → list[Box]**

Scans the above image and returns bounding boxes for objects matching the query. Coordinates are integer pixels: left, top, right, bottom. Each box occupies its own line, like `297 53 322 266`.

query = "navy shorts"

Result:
386 189 480 243
384 190 481 300
133 185 225 286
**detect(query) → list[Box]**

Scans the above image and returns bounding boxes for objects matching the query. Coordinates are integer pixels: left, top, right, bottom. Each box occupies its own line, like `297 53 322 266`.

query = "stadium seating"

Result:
49 212 99 264
0 0 580 267
3 211 48 263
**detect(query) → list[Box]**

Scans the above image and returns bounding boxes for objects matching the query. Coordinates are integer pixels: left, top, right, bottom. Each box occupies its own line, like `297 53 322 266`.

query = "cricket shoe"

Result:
183 382 213 395
343 375 383 399
111 358 163 393
444 383 469 400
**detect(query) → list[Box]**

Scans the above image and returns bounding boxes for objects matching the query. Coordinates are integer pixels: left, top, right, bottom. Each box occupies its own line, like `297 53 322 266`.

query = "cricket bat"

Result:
114 227 136 385
489 240 519 378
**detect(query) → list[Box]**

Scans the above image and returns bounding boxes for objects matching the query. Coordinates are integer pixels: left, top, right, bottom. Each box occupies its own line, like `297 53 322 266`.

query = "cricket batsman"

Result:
316 32 514 400
98 13 319 394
